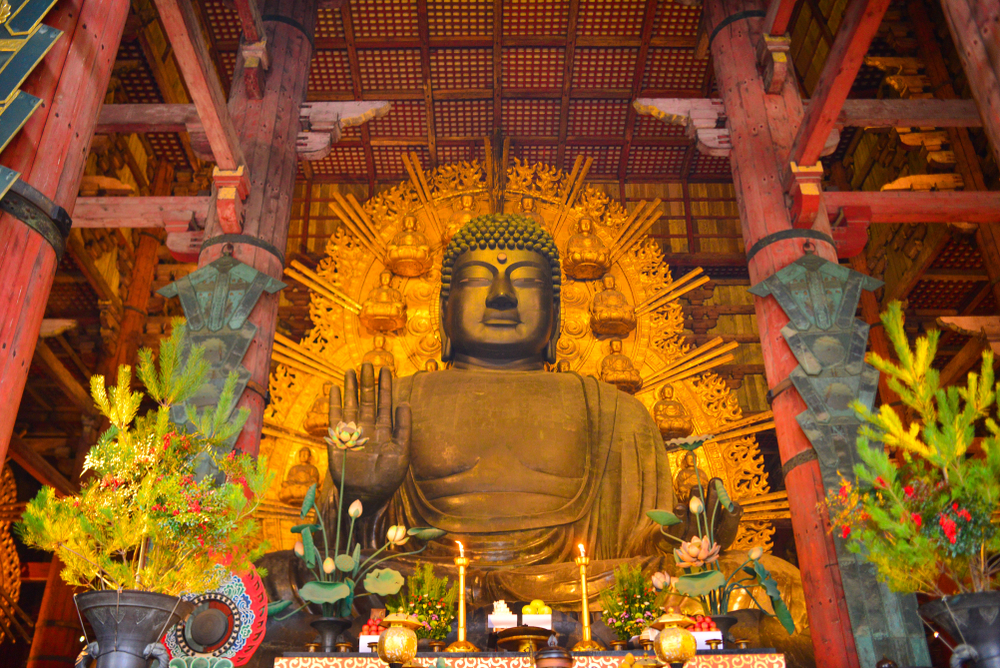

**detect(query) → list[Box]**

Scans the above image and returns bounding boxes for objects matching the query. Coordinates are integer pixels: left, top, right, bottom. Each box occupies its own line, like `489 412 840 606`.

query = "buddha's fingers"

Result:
358 362 377 424
344 369 360 424
376 366 393 427
393 404 412 449
329 384 344 426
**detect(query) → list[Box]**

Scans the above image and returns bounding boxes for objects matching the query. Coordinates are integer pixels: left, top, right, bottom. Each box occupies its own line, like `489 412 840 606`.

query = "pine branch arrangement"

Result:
388 562 458 640
827 301 1000 595
599 564 661 642
16 321 272 597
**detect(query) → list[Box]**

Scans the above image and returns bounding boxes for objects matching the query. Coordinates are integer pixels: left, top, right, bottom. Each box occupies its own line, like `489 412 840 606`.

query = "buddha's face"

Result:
443 248 556 364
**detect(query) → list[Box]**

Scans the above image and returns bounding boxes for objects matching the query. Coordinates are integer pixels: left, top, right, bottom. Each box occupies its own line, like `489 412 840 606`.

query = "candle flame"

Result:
457 541 464 557
578 543 585 558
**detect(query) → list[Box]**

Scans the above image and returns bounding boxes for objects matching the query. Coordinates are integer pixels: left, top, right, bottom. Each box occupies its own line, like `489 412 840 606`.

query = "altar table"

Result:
275 651 786 668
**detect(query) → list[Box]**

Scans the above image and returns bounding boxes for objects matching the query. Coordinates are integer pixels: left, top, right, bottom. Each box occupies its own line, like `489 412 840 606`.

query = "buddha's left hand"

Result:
667 478 744 550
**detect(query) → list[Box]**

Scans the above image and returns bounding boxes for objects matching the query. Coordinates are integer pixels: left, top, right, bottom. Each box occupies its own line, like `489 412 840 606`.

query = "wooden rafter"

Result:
73 196 211 229
555 0 581 169
617 0 659 197
415 0 437 167
825 191 1000 224
151 0 245 170
340 3 375 196
7 435 78 497
493 0 502 132
764 0 799 35
33 342 95 415
789 0 892 167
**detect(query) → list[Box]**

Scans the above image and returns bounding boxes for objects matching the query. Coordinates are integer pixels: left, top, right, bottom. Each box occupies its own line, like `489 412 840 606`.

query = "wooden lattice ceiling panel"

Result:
653 2 701 38
513 145 559 166
504 0 570 35
435 100 493 138
311 50 354 93
572 48 637 89
689 152 732 180
577 0 648 36
632 113 687 138
627 145 686 179
643 48 707 91
907 280 982 311
309 147 369 177
359 49 423 91
217 50 238 94
316 6 346 40
200 0 242 44
428 0 493 36
567 99 629 137
438 145 485 164
503 48 565 89
430 49 492 89
146 132 192 171
351 0 419 39
934 236 984 269
369 100 427 137
115 41 164 104
563 145 621 177
502 99 561 137
373 146 432 179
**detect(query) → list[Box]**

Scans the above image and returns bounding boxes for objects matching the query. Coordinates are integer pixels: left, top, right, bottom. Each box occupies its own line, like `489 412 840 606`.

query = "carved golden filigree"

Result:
263 158 772 552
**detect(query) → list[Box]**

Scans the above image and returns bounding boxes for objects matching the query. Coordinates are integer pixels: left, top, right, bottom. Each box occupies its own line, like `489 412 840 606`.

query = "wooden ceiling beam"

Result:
555 0 581 169
340 3 375 196
214 34 699 51
764 0 799 35
151 0 245 170
7 435 78 497
788 0 892 167
825 191 1000 224
415 0 437 167
33 341 95 416
73 196 211 230
493 0 502 131
836 98 981 127
618 0 659 192
234 0 265 43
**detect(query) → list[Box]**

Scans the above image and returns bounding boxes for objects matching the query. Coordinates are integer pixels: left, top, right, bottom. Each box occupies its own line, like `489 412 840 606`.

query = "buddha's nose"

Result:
486 272 518 309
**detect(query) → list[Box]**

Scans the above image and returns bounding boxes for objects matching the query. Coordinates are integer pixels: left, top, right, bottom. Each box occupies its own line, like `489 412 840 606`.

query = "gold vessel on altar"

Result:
376 613 422 667
649 612 698 666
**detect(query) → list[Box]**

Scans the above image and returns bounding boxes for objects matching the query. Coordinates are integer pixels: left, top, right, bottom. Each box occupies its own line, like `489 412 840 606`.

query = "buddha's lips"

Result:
481 309 521 326
482 318 520 326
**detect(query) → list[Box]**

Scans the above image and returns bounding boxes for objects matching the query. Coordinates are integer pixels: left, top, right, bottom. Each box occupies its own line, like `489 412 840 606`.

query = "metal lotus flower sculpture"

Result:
270 422 444 619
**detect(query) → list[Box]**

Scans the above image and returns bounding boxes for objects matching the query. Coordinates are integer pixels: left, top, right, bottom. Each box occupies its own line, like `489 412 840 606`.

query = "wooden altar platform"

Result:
275 650 785 668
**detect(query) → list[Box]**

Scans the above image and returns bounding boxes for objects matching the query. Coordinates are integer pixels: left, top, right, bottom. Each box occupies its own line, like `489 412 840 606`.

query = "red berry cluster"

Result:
362 618 387 635
692 615 718 632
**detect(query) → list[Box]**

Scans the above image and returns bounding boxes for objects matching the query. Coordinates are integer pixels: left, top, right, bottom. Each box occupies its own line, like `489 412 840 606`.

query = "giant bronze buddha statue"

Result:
328 214 744 597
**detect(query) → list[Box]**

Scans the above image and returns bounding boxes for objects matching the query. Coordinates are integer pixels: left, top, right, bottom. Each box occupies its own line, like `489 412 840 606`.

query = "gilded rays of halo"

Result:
261 154 785 552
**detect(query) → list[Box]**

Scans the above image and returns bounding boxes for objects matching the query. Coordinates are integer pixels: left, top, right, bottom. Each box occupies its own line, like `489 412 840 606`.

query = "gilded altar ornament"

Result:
572 544 604 651
445 193 477 246
599 339 643 394
362 334 397 375
672 452 710 504
447 542 479 652
650 612 697 666
377 613 421 667
276 447 321 505
589 275 636 338
653 384 694 440
386 215 433 277
564 217 611 280
359 271 408 332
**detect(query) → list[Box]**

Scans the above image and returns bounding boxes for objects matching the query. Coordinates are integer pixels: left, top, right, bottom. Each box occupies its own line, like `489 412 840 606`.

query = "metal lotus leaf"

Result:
364 568 404 596
298 580 350 604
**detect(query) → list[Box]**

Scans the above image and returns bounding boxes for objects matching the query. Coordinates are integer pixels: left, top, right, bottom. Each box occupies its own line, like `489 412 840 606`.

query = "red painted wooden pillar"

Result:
197 0 317 456
703 2 860 668
1 2 132 666
0 0 130 470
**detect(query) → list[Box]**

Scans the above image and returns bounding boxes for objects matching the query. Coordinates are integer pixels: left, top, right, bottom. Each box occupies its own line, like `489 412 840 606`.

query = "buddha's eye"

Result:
457 277 491 287
512 277 545 287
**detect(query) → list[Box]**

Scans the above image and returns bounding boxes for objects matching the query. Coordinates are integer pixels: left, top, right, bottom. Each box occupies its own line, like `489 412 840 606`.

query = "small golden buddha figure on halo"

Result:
518 195 545 227
424 359 440 371
653 383 695 441
386 214 432 277
599 338 643 394
589 275 636 338
361 334 396 376
555 359 573 373
672 452 711 505
359 271 407 332
444 194 476 246
277 447 321 506
303 381 333 436
564 217 611 280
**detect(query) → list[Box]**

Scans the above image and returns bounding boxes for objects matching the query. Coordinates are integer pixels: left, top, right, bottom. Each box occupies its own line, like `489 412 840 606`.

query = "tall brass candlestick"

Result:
446 541 479 652
572 544 604 651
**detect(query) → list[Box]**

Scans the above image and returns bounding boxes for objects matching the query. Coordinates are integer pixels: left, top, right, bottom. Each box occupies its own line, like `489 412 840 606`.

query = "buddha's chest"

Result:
404 372 590 482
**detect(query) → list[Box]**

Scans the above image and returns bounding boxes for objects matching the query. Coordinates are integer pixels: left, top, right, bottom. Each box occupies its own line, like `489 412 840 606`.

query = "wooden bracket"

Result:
297 100 392 160
756 34 791 94
632 98 730 156
213 165 250 234
242 38 269 100
788 162 825 228
830 205 871 258
166 230 205 263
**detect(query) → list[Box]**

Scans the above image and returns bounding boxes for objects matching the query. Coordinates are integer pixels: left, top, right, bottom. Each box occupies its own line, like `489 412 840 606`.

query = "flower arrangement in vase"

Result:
16 323 270 668
599 563 662 646
387 562 458 642
270 420 445 650
826 302 1000 663
645 437 795 636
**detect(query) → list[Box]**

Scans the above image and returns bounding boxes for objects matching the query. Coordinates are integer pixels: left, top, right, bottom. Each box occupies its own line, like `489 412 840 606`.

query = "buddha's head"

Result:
602 275 616 290
440 214 561 368
521 196 536 213
578 217 593 233
402 215 418 231
658 383 675 401
373 334 386 349
297 447 313 464
460 193 474 209
379 270 392 286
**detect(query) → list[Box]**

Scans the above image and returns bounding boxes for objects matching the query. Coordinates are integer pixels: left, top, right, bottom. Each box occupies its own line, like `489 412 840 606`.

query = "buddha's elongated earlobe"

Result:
439 295 453 362
545 303 560 364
